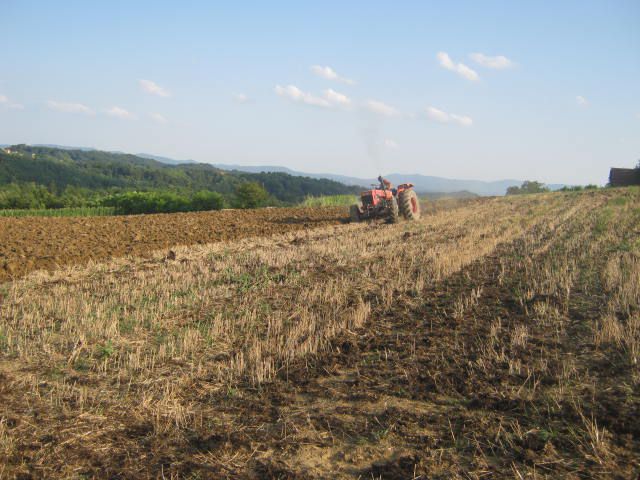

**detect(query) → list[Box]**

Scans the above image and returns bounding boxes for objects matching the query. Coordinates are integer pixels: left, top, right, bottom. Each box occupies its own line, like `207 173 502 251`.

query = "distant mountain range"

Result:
1 144 564 195
213 164 565 196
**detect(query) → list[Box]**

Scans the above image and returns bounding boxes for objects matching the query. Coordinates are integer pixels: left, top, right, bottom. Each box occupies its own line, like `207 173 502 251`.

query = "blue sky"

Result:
1 1 638 184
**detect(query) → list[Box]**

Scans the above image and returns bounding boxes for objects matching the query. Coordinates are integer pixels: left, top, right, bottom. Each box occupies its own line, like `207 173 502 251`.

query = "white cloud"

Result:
436 52 479 81
426 106 450 123
150 113 167 124
469 53 514 69
310 65 355 85
139 79 170 97
275 85 353 111
363 99 400 117
426 106 473 127
275 84 331 108
46 100 94 115
0 95 23 110
383 138 398 149
323 88 351 107
106 106 135 119
450 114 473 127
233 93 250 103
576 95 589 107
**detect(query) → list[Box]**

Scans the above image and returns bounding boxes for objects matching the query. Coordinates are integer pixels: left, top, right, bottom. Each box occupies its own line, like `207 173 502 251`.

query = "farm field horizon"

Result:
1 188 638 478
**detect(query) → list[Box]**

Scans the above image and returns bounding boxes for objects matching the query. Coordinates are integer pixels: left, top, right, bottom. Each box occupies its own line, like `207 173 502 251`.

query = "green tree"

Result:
235 182 269 209
506 181 549 195
191 190 224 211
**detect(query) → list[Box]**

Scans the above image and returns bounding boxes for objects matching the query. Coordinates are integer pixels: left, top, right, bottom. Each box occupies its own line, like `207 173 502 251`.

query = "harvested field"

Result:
1 189 639 478
0 207 347 282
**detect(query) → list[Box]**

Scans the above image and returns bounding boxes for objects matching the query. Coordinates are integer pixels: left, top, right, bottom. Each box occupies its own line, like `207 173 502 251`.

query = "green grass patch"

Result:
96 340 115 359
594 207 613 235
300 194 358 207
0 330 7 352
0 206 116 217
609 196 628 207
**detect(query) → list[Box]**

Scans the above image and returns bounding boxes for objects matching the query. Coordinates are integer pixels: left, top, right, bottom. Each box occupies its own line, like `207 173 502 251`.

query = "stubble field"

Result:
0 189 638 479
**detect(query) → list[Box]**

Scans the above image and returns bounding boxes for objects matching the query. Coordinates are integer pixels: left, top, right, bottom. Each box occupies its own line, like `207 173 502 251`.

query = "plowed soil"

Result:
0 207 346 282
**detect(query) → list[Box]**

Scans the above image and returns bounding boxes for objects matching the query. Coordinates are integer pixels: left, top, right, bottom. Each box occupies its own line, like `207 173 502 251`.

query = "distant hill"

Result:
0 145 359 203
32 144 97 151
0 145 565 196
136 153 198 166
1 144 198 166
214 164 367 188
213 164 564 196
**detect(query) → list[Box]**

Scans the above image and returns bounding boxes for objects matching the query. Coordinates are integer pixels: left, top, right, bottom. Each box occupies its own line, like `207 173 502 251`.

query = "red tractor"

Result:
350 176 420 223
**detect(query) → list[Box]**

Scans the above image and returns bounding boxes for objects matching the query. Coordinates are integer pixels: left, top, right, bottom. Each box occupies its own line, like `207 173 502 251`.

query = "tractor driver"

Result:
378 176 396 194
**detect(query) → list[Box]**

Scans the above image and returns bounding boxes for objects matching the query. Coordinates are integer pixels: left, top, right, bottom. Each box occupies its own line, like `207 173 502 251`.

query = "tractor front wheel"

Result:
350 204 361 223
399 189 420 221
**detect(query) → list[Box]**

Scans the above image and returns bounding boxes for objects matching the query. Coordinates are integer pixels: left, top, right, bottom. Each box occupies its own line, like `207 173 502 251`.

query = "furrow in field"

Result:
0 206 347 282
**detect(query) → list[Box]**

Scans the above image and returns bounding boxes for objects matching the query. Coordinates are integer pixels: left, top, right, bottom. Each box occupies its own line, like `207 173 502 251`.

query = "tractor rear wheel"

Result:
350 204 361 223
388 197 399 224
399 189 420 220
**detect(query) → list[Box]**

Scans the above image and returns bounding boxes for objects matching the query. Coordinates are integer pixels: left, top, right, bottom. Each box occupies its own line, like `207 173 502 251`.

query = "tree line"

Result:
0 181 279 213
0 146 359 213
506 180 599 195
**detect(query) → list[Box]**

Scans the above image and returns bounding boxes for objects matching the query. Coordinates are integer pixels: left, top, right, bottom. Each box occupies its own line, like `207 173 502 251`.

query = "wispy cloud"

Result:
310 65 355 85
469 53 514 69
384 138 398 149
426 106 473 127
275 84 331 108
576 95 589 107
323 88 351 107
106 106 135 119
363 99 400 117
0 94 23 110
46 100 94 115
233 93 250 103
275 84 354 111
150 113 168 124
436 52 479 81
139 79 170 97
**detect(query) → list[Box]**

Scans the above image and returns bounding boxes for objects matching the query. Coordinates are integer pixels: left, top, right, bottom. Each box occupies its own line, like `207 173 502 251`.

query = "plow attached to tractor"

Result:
350 176 420 223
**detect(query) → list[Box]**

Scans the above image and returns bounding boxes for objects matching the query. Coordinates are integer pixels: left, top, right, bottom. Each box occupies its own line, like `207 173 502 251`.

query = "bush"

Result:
559 184 600 192
0 182 109 210
235 182 269 209
506 181 549 195
103 190 225 215
191 190 225 211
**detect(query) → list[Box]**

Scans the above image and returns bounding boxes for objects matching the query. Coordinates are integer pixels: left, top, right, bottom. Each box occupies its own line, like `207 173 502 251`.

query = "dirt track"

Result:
0 207 346 282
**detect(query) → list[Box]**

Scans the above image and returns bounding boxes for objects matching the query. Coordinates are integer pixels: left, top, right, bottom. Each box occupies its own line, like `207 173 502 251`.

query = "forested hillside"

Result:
0 145 360 209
